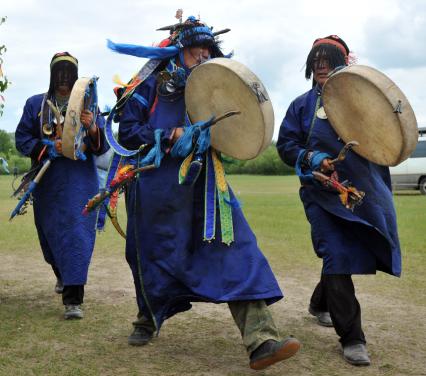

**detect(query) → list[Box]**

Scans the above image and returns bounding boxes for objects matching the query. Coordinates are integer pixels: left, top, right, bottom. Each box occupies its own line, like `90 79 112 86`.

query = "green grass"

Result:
1 175 425 375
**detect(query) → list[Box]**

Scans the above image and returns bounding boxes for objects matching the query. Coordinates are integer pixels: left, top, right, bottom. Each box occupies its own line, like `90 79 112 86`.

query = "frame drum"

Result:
322 65 418 166
62 77 97 160
185 58 274 160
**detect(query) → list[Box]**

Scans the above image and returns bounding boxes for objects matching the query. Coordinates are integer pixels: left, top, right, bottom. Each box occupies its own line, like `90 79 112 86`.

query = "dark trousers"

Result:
51 265 61 280
62 285 84 306
50 265 84 305
310 274 366 346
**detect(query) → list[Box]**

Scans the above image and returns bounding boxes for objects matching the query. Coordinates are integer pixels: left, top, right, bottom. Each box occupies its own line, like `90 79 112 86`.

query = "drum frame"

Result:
322 65 418 166
185 58 274 160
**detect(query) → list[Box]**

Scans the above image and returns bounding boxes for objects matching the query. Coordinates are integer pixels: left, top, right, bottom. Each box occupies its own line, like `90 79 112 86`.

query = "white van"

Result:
390 127 426 195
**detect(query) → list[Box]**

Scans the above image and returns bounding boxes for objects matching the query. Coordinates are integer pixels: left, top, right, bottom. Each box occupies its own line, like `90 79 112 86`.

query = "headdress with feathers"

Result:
107 15 231 61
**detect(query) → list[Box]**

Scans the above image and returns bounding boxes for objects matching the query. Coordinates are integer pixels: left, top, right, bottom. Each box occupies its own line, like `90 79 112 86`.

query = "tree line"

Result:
224 144 294 175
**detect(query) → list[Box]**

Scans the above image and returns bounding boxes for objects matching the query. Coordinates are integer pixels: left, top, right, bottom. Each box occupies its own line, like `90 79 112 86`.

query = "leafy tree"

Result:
8 154 31 174
0 129 13 157
224 144 295 175
0 16 11 117
0 130 31 175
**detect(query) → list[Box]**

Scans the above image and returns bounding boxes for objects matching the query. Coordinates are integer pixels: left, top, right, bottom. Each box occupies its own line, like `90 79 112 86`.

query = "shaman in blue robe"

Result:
119 74 283 331
277 86 401 276
15 94 108 285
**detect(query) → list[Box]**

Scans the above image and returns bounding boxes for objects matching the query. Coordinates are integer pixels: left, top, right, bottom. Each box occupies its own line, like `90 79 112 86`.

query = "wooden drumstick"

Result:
329 140 359 165
210 110 241 126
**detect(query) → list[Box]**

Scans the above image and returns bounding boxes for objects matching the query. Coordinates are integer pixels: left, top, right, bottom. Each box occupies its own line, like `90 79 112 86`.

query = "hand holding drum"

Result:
62 77 98 160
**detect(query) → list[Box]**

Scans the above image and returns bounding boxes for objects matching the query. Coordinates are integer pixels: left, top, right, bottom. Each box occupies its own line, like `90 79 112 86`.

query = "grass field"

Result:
0 174 425 376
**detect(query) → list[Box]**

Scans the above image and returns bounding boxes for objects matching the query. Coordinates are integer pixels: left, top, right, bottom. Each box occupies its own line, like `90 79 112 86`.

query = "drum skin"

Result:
322 65 418 166
62 77 94 160
185 58 274 160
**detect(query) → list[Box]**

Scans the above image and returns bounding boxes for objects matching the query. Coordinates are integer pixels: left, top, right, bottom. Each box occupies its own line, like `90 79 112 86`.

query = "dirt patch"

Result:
1 248 426 376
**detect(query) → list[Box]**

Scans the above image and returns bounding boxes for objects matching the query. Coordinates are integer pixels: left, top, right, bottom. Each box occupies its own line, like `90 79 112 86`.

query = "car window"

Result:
411 140 426 158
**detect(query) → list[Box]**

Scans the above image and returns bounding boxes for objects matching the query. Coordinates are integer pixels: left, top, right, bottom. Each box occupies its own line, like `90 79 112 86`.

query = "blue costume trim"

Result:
295 149 313 184
295 149 330 186
104 60 161 157
310 151 332 171
105 108 141 157
204 150 216 241
132 93 149 108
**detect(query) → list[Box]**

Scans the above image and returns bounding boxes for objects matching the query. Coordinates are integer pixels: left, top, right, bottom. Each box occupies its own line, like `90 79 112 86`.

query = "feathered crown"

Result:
107 11 231 60
156 14 230 59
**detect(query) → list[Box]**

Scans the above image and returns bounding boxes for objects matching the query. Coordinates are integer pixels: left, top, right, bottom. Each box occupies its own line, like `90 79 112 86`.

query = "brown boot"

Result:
249 337 301 370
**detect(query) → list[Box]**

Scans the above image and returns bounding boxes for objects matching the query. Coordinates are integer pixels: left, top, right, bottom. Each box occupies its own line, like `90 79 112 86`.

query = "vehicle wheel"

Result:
420 177 426 195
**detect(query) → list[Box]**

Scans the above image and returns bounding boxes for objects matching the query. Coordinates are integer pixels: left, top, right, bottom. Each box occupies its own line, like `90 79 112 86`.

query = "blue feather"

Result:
140 129 164 168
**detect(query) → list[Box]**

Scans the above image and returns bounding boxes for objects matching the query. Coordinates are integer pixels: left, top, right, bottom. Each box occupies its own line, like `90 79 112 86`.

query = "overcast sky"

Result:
1 0 425 138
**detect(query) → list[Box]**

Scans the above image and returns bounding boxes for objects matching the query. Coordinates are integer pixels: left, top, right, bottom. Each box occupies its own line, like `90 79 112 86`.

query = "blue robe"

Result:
277 86 401 276
119 74 283 331
15 93 108 285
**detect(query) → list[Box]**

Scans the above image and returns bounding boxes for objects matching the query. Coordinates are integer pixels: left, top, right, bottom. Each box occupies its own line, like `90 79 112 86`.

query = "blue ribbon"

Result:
41 139 61 159
170 117 214 158
42 139 86 161
107 39 179 60
139 129 164 168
